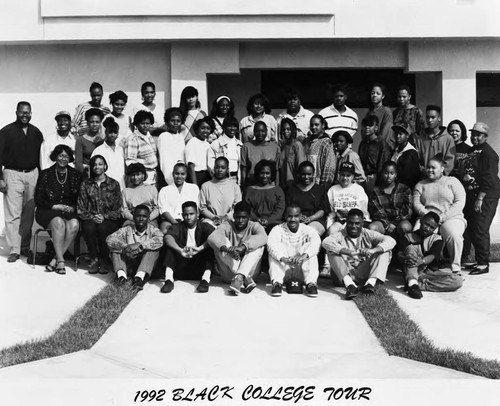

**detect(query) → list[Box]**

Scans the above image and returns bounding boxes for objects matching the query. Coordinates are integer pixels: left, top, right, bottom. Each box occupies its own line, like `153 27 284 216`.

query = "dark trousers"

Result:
464 195 499 265
81 219 121 260
164 247 214 280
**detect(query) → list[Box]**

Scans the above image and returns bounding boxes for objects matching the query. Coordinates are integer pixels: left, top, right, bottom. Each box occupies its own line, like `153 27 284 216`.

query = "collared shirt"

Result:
0 121 44 180
124 130 158 185
73 102 111 137
106 223 164 253
369 182 412 228
157 130 185 185
208 134 243 175
40 133 77 171
318 105 358 137
277 106 314 142
92 142 126 190
358 137 391 176
77 175 122 221
185 137 210 172
239 114 278 143
158 182 200 220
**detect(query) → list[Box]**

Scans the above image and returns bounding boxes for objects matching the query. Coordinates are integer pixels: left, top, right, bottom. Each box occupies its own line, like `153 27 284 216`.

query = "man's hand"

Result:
93 214 104 224
280 257 293 265
258 218 269 227
233 245 247 259
0 179 7 194
290 253 308 265
180 247 193 258
385 224 396 234
213 216 222 226
189 246 204 256
358 248 375 258
124 242 143 258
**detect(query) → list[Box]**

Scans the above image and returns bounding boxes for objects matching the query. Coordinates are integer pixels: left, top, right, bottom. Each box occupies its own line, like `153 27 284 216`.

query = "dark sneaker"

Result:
160 280 174 293
229 274 244 295
345 284 359 300
407 284 423 299
196 279 209 293
363 283 376 295
244 276 257 294
271 282 282 297
133 276 146 290
7 253 20 263
88 258 100 274
305 283 318 297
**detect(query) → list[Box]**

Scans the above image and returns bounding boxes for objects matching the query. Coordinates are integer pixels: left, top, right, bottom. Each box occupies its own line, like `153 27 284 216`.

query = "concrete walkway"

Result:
0 245 108 350
386 264 500 362
0 276 477 379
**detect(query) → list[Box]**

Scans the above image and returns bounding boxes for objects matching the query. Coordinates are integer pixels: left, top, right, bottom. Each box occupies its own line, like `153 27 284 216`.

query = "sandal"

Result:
45 258 56 273
55 260 66 275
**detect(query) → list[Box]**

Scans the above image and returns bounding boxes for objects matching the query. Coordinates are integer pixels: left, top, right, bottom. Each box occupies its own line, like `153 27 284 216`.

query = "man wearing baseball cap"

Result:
40 110 76 170
390 124 421 188
463 122 500 275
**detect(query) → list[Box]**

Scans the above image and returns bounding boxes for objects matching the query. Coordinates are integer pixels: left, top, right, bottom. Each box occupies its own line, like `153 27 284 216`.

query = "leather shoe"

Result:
132 276 146 290
115 275 128 286
345 284 359 300
7 253 20 263
407 284 423 299
362 283 376 295
196 279 209 293
160 280 174 293
469 265 489 275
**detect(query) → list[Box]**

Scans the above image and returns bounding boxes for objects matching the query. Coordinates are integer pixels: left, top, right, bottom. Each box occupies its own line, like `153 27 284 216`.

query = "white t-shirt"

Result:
187 227 197 247
157 131 186 185
158 183 200 220
91 142 126 190
185 137 210 171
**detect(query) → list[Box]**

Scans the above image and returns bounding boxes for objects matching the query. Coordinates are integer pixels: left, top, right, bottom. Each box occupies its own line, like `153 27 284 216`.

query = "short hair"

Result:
332 130 354 144
361 114 379 127
234 201 251 214
173 162 188 172
423 211 440 225
210 96 235 118
85 107 104 122
447 119 468 142
285 88 302 102
371 82 387 96
397 85 412 95
133 110 155 126
16 101 31 111
279 118 298 139
50 144 74 163
286 204 302 214
141 81 156 94
89 82 103 92
109 90 128 104
298 160 315 173
179 86 201 112
182 201 198 211
193 117 215 134
222 116 239 128
254 159 277 183
164 107 185 124
126 162 147 177
429 153 446 167
246 93 271 115
214 156 229 167
89 154 108 177
254 121 268 131
310 114 328 129
347 208 364 219
426 105 442 114
134 204 150 215
382 160 398 172
102 116 119 133
331 83 348 95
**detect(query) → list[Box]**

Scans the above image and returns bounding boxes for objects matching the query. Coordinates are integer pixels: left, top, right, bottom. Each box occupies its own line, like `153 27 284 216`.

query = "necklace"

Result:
56 169 68 185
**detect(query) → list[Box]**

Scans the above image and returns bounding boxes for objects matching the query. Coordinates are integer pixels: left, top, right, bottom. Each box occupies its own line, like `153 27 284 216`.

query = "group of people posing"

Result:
0 80 498 301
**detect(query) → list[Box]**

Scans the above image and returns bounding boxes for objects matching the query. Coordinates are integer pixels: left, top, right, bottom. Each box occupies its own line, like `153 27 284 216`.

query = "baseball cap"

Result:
338 161 355 175
392 124 410 135
285 277 303 294
469 122 489 135
54 110 71 121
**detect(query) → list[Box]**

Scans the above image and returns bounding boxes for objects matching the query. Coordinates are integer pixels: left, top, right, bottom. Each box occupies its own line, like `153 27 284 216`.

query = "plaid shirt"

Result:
124 130 158 170
305 135 337 187
77 175 122 221
369 182 412 228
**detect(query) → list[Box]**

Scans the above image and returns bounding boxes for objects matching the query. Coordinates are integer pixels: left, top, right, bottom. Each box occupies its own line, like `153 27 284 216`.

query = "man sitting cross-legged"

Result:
322 208 396 300
267 205 321 297
397 211 463 299
106 204 164 290
161 201 215 294
207 201 267 295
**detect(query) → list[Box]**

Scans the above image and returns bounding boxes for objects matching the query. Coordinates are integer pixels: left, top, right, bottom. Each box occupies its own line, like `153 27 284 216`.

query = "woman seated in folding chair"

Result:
34 144 82 274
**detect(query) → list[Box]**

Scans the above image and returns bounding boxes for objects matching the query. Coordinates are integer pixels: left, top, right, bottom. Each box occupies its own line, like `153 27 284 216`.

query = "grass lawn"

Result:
0 282 137 368
355 287 500 379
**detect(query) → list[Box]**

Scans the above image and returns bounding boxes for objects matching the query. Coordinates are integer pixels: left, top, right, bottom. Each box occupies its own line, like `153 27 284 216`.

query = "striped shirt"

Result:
73 102 111 137
318 105 358 137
